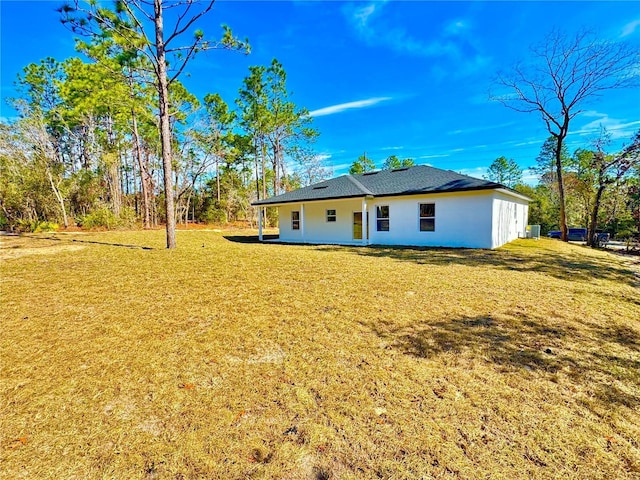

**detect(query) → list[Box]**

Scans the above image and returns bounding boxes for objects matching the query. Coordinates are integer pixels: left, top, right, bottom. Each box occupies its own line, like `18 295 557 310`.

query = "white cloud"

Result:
457 167 487 179
572 111 640 140
344 5 491 78
447 121 515 135
445 19 469 36
416 154 450 160
514 139 543 147
521 168 538 186
308 97 392 117
621 19 640 37
344 3 464 59
332 162 354 173
314 154 332 161
351 2 383 29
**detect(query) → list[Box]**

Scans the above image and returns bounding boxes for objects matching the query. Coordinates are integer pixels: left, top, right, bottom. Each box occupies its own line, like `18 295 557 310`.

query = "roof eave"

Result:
494 187 532 202
251 193 369 207
252 185 531 206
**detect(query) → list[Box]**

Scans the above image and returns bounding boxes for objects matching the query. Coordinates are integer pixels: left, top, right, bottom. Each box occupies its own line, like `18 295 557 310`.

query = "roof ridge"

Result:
346 174 373 196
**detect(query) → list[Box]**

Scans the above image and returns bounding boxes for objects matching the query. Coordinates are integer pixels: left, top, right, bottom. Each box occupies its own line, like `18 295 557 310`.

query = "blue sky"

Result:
1 1 639 183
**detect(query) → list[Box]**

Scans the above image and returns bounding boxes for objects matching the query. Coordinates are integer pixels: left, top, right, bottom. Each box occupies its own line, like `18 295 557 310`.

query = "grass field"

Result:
1 230 639 479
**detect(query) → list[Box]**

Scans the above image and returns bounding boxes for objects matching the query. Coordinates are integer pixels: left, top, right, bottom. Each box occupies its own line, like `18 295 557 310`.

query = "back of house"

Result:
253 165 530 249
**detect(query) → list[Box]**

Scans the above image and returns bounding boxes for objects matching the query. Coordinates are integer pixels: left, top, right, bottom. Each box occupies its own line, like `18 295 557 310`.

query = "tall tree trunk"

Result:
588 183 606 247
272 143 278 196
46 167 69 228
216 155 221 202
127 67 151 229
132 111 151 229
154 0 177 248
109 159 122 217
254 137 260 200
184 192 191 226
555 133 568 242
261 138 267 200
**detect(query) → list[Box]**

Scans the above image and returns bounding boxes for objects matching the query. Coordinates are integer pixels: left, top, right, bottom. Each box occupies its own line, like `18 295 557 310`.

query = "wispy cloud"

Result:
350 1 384 29
521 168 538 186
344 2 455 58
331 162 354 173
447 121 515 135
621 19 640 38
416 154 450 160
308 97 392 117
343 3 490 77
457 167 488 179
514 139 544 147
572 111 640 140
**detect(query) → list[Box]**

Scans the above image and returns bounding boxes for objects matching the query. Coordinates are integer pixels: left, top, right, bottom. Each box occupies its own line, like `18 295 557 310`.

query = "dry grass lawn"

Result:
1 230 639 479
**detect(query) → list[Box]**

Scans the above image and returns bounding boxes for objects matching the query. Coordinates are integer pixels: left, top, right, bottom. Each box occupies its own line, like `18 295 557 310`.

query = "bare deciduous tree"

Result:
587 129 640 246
493 29 639 241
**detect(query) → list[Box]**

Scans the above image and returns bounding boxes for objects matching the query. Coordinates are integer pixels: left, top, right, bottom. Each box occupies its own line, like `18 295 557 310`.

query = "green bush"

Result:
118 207 138 228
201 205 227 224
77 206 138 230
15 220 59 233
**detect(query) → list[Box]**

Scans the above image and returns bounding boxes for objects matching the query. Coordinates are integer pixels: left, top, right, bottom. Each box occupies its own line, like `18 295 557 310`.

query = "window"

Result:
326 209 336 222
419 203 435 232
376 205 389 231
291 211 300 230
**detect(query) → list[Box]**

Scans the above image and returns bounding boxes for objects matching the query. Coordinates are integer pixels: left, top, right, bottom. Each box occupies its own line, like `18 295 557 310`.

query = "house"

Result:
252 165 530 249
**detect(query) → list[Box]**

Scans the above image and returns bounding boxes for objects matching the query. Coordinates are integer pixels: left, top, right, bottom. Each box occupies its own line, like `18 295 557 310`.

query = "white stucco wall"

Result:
274 189 529 249
367 191 494 248
490 191 530 248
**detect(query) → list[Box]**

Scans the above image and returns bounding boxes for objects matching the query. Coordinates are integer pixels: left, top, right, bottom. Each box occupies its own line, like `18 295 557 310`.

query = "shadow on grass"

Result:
40 235 154 250
364 313 640 410
317 244 638 287
223 234 279 244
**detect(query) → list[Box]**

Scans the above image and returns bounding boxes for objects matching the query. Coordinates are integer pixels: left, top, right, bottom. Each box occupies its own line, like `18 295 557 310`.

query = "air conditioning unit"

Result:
526 225 541 240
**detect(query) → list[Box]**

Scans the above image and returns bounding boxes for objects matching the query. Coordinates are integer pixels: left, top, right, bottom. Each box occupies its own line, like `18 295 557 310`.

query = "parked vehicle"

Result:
547 228 587 241
547 229 610 244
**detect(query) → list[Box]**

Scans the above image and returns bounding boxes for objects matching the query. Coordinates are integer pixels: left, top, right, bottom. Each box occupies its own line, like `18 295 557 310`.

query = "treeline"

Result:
485 133 640 240
0 3 325 234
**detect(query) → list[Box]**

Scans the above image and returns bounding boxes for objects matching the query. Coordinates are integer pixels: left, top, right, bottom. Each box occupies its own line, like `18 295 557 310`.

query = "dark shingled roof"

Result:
253 165 514 206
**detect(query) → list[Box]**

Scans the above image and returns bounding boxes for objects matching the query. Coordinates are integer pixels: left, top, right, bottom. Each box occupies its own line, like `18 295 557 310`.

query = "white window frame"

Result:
326 209 337 222
291 211 300 230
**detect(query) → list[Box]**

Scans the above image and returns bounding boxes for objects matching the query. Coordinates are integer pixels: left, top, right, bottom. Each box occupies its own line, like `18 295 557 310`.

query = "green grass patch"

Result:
1 232 639 479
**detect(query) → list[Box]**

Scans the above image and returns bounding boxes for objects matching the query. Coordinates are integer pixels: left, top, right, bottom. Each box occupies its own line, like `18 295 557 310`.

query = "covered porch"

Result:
257 196 372 245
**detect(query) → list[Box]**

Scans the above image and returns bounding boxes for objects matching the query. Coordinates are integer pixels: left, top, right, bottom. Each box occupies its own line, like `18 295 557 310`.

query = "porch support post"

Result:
300 203 305 243
258 207 263 241
362 197 368 245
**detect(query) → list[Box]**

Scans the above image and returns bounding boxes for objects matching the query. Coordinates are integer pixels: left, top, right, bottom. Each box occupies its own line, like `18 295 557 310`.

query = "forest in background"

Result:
0 51 324 232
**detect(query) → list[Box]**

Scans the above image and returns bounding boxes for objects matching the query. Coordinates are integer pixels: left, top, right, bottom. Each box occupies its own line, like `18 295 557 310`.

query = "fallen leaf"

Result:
9 437 27 449
178 383 195 390
232 409 247 423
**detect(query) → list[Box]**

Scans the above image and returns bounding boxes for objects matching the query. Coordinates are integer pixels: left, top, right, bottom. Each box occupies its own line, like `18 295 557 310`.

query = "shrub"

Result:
77 206 138 230
77 207 118 230
15 219 59 233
